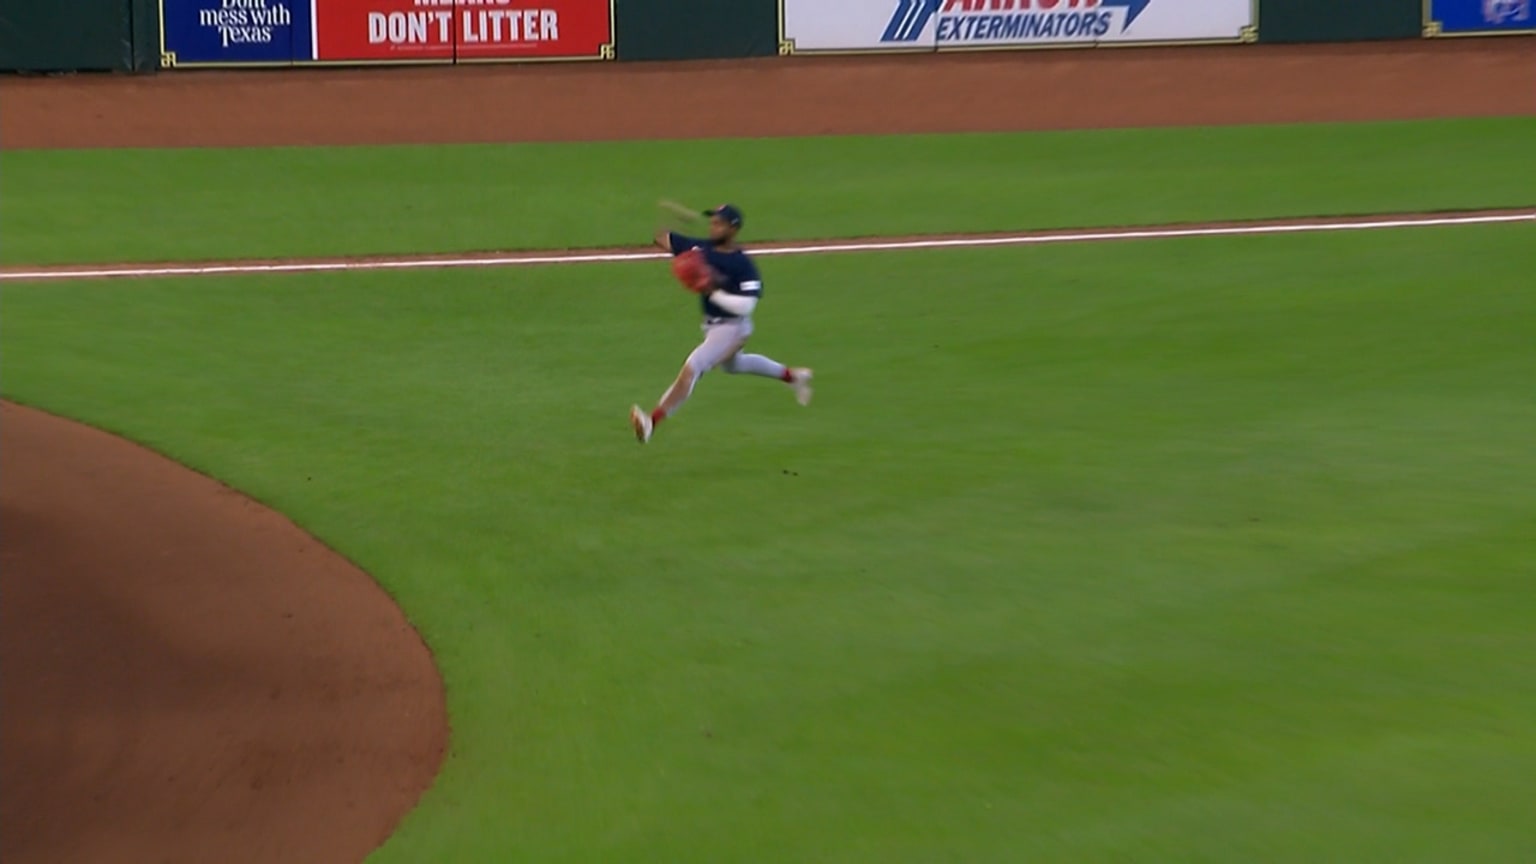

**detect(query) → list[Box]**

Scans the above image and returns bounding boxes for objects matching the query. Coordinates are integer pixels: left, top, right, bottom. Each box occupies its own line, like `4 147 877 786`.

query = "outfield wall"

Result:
2 0 1531 73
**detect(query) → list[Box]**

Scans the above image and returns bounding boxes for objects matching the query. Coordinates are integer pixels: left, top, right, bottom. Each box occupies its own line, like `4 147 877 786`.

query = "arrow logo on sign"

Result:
1100 0 1154 29
881 0 1153 42
882 0 941 42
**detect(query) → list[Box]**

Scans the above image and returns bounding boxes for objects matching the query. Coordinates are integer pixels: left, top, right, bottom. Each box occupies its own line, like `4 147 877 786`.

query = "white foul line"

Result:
2 212 1531 283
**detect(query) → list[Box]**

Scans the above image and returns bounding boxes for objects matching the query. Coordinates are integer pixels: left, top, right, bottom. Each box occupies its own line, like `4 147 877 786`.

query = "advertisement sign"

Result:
780 0 1256 54
454 0 615 61
781 0 924 53
1424 0 1535 35
312 0 455 61
161 0 313 66
162 0 613 66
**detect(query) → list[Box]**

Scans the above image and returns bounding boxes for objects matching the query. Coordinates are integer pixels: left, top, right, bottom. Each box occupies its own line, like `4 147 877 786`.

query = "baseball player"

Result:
629 202 813 444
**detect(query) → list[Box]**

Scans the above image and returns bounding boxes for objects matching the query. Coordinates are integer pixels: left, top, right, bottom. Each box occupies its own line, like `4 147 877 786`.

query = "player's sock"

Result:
650 408 666 426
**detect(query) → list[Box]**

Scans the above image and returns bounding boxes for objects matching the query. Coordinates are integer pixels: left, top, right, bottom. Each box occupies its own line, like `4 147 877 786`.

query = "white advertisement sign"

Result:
781 0 1256 54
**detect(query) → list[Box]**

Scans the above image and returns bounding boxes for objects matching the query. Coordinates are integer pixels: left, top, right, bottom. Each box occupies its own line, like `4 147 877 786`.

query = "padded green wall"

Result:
0 0 159 72
615 0 780 61
0 0 133 71
1259 0 1423 42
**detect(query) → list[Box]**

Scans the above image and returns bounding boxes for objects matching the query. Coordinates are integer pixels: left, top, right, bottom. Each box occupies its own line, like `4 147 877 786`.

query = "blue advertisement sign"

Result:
161 0 316 67
1426 0 1535 35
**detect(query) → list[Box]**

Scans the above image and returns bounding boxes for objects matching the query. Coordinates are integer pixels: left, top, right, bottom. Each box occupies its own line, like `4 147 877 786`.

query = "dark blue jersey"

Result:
668 232 763 320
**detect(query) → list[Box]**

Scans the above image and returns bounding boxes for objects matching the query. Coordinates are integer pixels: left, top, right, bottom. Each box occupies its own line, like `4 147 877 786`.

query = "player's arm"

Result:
654 200 705 253
656 230 702 255
707 291 758 316
705 277 761 316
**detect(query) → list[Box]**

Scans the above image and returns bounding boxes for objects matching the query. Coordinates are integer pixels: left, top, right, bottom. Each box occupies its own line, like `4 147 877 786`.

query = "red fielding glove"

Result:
671 247 715 294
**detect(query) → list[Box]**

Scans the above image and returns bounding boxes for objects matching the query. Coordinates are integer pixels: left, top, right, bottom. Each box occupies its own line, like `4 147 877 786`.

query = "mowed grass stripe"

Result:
3 117 1532 265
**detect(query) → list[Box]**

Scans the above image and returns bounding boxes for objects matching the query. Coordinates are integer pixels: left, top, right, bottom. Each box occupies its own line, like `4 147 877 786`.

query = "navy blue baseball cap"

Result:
705 203 743 228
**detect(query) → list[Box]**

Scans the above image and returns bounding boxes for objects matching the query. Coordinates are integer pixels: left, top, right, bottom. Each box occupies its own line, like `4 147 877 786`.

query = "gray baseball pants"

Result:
654 319 788 420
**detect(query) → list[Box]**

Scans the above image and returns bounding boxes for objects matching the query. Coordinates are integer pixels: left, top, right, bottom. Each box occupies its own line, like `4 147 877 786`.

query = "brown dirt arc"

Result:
0 32 1532 864
0 402 448 864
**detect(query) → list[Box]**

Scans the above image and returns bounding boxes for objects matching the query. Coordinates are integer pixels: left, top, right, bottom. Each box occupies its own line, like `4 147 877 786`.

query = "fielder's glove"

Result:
670 247 716 294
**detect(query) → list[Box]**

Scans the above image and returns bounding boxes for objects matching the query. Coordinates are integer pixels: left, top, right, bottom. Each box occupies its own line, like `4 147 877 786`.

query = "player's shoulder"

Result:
731 245 760 268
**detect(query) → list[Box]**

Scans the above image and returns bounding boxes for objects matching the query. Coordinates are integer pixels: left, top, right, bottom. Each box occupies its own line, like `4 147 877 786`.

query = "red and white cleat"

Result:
629 405 653 443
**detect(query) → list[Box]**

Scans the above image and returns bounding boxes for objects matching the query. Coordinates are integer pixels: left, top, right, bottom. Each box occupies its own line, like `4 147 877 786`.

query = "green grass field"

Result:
4 119 1536 862
3 117 1533 264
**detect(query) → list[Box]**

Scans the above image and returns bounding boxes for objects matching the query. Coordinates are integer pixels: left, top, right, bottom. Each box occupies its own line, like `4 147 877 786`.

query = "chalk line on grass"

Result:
2 211 1531 283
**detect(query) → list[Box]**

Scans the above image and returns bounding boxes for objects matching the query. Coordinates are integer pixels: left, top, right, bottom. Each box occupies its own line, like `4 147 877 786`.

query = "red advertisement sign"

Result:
455 0 611 59
314 0 454 61
313 0 613 62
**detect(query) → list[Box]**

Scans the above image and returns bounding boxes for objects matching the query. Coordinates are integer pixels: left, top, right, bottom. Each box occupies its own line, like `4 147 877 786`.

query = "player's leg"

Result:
720 352 786 379
720 351 815 406
630 325 745 442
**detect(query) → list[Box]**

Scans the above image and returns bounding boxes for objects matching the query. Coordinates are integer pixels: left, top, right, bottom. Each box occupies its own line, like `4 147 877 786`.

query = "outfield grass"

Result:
5 218 1534 861
3 116 1533 265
